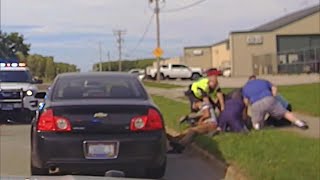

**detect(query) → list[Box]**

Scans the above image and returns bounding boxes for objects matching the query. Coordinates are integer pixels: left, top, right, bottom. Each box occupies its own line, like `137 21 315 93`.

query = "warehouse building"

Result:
230 5 320 76
179 5 320 76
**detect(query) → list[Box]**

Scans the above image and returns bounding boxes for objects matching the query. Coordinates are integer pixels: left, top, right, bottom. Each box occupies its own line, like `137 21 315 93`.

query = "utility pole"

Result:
0 0 2 33
98 41 102 72
149 0 163 82
0 0 2 34
113 30 126 72
107 51 111 71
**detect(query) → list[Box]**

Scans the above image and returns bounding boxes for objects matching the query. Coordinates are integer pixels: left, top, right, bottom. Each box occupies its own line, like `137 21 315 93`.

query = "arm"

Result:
266 80 277 96
197 108 210 124
243 98 250 120
217 92 225 111
271 86 277 96
242 105 249 121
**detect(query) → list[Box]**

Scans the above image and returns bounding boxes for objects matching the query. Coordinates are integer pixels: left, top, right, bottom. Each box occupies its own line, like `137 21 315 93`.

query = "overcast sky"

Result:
2 0 319 71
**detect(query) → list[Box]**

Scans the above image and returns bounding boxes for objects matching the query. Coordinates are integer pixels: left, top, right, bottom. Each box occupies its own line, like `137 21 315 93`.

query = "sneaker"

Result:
169 142 185 153
294 120 309 130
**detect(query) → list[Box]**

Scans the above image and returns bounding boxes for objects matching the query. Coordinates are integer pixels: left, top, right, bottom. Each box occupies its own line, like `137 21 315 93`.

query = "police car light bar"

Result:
0 63 26 67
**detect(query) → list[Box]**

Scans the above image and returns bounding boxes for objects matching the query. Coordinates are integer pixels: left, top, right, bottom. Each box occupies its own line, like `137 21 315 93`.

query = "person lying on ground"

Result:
184 70 225 113
242 76 308 130
218 88 250 133
167 101 219 154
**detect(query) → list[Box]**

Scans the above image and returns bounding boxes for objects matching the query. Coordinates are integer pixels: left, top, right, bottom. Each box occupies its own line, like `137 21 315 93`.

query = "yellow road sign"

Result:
153 47 164 58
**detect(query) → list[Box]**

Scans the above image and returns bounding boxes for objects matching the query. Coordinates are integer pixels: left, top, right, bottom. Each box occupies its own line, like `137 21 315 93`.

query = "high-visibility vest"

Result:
191 78 219 100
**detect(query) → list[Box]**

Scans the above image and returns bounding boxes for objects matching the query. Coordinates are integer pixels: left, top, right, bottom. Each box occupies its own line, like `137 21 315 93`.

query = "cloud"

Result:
2 0 319 71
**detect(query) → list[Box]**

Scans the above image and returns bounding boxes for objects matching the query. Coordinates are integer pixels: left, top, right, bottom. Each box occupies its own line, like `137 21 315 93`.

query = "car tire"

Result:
145 160 166 179
191 73 201 80
31 163 48 175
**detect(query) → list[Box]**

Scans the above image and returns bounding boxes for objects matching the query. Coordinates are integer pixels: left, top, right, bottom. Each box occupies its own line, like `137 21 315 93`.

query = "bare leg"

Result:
284 112 309 129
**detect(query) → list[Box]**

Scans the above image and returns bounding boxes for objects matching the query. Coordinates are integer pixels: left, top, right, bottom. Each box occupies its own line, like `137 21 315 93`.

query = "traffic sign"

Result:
153 47 164 58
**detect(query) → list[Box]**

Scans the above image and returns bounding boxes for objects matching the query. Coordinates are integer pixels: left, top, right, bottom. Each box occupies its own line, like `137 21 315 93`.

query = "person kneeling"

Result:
167 101 218 154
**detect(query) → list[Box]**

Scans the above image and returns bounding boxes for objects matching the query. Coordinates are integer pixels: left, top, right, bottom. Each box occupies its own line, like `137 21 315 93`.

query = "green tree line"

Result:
17 53 79 81
1 31 79 81
92 58 157 72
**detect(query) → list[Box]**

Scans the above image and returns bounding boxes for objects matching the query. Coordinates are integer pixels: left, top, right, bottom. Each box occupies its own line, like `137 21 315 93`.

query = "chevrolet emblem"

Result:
93 112 108 118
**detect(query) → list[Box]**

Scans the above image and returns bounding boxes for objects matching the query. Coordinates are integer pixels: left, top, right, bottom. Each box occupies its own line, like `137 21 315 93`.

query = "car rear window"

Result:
52 75 147 100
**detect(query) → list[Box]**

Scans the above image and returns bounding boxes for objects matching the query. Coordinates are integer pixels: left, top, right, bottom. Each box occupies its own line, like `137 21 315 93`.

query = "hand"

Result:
220 106 225 112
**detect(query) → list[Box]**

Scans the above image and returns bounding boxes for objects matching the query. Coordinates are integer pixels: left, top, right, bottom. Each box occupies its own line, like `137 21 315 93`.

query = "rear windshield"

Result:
52 75 147 100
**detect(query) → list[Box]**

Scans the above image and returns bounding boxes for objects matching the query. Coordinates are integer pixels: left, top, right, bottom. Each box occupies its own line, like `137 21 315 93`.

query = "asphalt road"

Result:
0 125 224 180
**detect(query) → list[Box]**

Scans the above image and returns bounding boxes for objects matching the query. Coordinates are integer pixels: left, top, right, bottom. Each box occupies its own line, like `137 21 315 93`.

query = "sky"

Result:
1 0 319 71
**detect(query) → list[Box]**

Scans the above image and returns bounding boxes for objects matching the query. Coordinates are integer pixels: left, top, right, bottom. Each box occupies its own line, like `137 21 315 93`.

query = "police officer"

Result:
185 70 225 113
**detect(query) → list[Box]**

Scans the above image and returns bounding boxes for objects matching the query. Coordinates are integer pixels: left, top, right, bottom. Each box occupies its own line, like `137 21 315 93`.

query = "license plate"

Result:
1 104 13 111
84 141 119 159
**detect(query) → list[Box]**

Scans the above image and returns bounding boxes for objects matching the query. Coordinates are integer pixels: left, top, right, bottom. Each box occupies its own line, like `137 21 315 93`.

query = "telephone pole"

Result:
98 41 102 72
107 51 111 71
113 30 126 72
0 0 2 33
149 0 163 82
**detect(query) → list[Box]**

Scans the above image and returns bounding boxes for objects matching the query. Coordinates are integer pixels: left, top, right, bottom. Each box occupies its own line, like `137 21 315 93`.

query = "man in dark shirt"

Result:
218 88 249 132
242 76 308 130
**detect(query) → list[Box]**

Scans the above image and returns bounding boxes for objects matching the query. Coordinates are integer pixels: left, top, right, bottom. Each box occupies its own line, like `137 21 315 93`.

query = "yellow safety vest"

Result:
191 78 218 100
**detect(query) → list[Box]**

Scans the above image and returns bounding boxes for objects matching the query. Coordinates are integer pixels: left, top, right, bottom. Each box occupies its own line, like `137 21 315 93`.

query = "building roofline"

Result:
211 39 229 46
231 5 319 34
184 45 212 49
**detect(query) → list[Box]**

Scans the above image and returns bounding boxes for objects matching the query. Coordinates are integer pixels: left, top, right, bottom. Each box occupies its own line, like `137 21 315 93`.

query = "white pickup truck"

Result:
146 64 203 80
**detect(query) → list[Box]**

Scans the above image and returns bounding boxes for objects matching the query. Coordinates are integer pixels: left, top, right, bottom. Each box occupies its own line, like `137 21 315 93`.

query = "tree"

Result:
0 31 30 59
45 57 56 80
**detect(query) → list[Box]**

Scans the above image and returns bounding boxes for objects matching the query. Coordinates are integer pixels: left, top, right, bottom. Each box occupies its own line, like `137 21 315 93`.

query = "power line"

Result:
162 0 207 13
113 29 126 72
127 13 155 57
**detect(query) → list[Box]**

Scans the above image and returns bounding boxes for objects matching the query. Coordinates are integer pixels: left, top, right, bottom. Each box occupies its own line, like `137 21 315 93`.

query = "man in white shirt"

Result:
167 101 219 154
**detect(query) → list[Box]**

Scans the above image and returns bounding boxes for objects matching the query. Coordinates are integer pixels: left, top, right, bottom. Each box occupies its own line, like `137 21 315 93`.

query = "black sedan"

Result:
31 72 167 179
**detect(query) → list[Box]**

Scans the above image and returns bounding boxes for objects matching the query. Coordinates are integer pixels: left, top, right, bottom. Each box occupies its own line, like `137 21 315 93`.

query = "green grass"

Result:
278 83 320 116
143 81 184 89
160 83 320 117
152 95 320 180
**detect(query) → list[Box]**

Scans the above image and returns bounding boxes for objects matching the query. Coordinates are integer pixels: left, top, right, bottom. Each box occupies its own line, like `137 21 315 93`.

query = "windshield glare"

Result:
0 71 32 83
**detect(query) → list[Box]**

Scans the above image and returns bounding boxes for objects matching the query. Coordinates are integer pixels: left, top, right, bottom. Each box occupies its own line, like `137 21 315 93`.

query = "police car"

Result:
0 61 42 123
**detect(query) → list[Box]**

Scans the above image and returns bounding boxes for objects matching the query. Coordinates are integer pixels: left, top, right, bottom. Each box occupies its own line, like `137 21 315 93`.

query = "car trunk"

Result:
52 103 150 134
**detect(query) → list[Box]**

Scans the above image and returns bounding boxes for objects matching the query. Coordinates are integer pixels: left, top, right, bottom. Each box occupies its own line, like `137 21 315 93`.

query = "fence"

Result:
252 47 320 75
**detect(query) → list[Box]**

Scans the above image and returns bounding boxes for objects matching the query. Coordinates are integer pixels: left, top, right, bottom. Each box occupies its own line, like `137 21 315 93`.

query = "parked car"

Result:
222 68 232 77
146 64 202 80
31 72 167 178
128 69 145 80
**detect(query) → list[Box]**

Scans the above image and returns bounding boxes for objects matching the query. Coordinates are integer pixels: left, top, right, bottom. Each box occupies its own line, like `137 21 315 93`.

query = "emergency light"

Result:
0 62 26 67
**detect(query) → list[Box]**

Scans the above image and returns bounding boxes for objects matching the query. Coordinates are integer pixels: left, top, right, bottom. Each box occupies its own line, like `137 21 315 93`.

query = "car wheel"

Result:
145 160 166 179
191 73 201 80
31 163 48 175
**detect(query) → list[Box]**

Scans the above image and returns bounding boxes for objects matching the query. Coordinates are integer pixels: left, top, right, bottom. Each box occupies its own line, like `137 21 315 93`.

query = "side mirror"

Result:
35 92 46 99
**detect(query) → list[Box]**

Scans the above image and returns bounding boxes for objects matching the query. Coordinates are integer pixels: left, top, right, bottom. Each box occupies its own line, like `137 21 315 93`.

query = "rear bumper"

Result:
32 131 167 172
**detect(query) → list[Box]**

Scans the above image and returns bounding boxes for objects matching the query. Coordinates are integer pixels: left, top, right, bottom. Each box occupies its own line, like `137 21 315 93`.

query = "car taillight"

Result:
130 108 163 132
37 109 72 132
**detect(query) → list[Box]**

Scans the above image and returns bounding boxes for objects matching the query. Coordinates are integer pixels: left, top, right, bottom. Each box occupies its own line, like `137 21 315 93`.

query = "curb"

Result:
166 127 247 180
